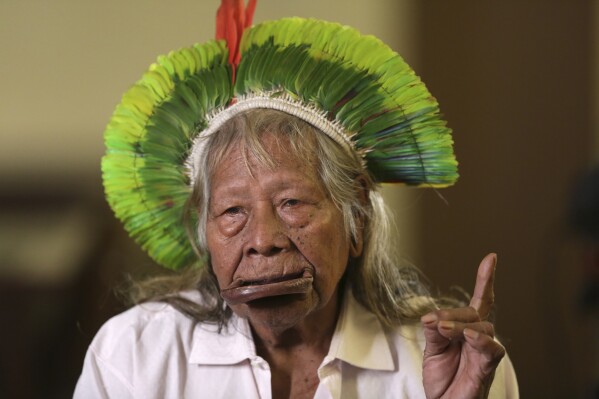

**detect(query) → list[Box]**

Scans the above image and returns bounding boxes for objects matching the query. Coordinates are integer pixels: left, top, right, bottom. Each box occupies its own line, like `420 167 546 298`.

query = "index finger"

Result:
469 253 497 319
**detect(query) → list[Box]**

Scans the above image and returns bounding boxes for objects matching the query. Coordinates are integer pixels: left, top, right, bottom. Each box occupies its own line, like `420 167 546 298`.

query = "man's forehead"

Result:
219 134 318 171
212 158 320 188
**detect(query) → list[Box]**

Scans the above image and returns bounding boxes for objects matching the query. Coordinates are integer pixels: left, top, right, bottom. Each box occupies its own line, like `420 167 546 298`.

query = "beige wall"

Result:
0 0 415 178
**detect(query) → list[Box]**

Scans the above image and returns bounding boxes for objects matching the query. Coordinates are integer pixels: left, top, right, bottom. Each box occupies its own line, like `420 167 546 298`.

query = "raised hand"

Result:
421 253 506 399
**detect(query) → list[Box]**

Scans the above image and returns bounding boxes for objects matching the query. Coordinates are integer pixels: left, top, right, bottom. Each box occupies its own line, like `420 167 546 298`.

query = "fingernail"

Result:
438 320 455 330
464 328 479 339
421 313 438 324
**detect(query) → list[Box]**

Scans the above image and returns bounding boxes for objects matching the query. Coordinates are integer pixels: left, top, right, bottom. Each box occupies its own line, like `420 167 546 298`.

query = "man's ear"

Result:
349 175 370 258
349 235 363 258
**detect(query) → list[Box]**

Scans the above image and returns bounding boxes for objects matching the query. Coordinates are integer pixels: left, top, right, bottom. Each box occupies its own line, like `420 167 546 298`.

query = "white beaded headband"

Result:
185 90 355 186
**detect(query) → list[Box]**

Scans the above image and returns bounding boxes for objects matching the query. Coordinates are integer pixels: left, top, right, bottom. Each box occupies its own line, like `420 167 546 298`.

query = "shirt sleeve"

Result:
73 346 134 399
488 353 519 399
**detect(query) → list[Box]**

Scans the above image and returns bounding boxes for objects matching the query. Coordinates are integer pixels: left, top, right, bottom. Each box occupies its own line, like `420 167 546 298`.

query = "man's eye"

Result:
283 199 300 207
224 206 242 215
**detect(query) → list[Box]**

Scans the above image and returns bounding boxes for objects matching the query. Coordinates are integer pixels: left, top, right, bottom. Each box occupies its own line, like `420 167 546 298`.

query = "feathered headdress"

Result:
102 0 458 270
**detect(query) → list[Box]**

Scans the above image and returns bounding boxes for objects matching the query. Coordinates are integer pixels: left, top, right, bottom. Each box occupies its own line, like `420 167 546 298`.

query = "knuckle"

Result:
481 321 495 337
483 295 494 306
491 344 506 363
467 306 482 321
436 309 452 320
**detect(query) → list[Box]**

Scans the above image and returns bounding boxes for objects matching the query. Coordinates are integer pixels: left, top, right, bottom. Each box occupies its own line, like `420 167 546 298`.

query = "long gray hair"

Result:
129 109 438 328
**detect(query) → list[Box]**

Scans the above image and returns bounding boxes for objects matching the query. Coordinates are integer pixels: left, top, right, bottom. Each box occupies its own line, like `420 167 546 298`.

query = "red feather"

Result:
247 0 257 23
215 0 257 81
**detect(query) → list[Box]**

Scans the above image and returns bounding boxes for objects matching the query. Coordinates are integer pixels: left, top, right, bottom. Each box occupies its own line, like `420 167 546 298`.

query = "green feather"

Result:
238 18 457 186
102 40 231 270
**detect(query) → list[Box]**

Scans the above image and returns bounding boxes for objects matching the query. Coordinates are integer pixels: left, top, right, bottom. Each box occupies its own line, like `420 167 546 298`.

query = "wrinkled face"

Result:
205 134 352 332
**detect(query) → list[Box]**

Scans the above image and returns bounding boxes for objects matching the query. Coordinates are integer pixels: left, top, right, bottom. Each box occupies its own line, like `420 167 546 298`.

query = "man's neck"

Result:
250 289 343 399
250 287 342 351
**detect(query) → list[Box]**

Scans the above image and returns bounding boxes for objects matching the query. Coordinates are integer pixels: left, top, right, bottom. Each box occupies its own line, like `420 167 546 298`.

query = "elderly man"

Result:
75 1 518 397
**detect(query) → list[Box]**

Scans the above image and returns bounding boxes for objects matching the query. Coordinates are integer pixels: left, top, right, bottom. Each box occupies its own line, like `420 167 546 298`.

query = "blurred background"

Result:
1 0 597 397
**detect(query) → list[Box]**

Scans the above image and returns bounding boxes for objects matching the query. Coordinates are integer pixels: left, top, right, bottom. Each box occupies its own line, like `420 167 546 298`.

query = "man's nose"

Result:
244 202 290 256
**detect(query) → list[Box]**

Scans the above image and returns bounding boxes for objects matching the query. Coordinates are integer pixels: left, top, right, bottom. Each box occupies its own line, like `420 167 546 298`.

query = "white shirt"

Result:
74 291 518 398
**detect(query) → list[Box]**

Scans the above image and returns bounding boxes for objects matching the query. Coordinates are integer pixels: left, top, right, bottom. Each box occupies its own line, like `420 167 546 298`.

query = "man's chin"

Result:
246 292 309 307
231 292 317 334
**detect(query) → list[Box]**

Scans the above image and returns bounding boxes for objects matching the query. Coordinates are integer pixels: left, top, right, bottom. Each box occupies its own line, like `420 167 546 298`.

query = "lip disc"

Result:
221 276 314 305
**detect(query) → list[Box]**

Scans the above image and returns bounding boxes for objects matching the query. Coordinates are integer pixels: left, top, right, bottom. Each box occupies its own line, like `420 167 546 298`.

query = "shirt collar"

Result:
326 289 395 371
189 312 257 365
189 290 395 371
